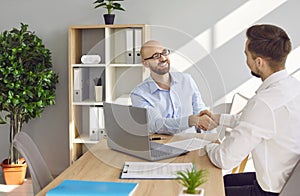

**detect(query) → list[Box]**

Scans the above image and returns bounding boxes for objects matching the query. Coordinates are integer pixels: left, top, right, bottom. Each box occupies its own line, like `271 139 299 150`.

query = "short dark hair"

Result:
246 24 291 68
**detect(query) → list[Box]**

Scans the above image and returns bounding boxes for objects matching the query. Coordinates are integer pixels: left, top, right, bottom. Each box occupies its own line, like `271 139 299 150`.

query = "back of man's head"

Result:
246 24 291 69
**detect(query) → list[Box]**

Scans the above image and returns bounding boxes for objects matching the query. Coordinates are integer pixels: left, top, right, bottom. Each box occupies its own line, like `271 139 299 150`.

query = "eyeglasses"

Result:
143 49 170 60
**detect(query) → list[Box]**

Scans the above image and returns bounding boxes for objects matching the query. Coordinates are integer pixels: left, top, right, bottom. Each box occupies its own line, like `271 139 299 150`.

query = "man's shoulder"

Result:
131 78 152 94
170 72 192 81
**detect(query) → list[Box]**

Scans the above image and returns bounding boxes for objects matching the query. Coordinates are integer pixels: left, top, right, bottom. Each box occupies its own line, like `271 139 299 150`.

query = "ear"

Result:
142 61 149 68
255 57 263 68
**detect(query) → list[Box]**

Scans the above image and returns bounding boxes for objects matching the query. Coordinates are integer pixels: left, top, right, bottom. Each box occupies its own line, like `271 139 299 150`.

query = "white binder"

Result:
73 68 89 102
89 106 105 141
134 28 142 64
126 28 134 64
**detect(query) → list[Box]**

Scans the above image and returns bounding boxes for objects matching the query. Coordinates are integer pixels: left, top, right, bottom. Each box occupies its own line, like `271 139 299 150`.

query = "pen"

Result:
150 137 166 141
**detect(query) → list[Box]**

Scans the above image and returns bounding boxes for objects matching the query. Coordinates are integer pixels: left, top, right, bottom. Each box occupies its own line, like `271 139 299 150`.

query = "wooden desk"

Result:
37 133 225 196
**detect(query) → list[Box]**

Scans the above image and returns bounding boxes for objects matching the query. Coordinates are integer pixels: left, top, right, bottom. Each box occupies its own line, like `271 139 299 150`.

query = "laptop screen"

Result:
103 102 150 152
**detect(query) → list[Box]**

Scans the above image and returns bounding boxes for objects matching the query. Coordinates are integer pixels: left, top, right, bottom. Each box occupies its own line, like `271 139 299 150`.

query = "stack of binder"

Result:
126 28 142 64
113 28 143 64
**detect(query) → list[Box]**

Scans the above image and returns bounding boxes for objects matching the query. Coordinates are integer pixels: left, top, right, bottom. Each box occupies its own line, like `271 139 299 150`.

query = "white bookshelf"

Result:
68 24 150 164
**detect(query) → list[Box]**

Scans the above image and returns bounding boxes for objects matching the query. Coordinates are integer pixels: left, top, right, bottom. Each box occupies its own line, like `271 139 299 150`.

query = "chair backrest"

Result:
213 93 249 140
279 159 300 196
13 132 53 195
212 102 232 140
229 92 249 115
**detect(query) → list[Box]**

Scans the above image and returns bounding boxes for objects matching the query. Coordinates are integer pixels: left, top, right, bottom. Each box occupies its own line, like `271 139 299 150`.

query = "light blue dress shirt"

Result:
130 72 206 134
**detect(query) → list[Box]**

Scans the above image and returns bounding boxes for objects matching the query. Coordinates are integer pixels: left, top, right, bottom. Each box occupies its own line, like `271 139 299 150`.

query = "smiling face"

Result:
141 41 170 75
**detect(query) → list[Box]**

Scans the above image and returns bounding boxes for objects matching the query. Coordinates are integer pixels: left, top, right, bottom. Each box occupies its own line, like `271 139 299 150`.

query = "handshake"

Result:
188 110 221 131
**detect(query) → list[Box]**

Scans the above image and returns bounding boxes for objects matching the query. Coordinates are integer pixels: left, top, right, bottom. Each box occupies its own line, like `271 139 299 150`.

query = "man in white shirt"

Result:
130 40 217 134
203 24 300 195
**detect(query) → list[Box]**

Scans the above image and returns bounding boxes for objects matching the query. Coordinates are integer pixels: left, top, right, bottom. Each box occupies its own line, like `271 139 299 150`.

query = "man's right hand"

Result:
199 110 221 125
188 113 218 131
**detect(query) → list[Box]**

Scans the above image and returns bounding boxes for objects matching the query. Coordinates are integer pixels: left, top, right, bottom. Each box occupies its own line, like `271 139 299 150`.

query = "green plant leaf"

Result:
0 23 59 164
176 165 208 194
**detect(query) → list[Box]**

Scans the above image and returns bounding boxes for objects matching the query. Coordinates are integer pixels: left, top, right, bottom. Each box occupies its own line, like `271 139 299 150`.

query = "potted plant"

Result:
177 165 208 196
0 23 59 184
93 0 125 24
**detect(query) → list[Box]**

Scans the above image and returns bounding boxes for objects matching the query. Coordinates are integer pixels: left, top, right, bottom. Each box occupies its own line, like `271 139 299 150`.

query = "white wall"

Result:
0 0 299 176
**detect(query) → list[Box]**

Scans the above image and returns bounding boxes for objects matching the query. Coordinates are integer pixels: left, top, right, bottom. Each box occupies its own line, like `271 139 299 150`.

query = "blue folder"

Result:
46 180 138 196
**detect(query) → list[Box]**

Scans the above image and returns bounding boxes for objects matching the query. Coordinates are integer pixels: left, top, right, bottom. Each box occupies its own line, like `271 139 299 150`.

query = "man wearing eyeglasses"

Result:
130 40 217 135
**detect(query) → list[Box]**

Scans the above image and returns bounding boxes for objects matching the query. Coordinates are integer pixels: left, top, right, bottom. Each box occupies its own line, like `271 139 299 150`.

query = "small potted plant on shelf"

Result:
0 23 59 185
177 165 208 196
93 0 125 24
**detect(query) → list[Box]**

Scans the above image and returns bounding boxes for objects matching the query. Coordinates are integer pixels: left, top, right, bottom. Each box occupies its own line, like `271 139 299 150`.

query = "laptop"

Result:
103 102 189 161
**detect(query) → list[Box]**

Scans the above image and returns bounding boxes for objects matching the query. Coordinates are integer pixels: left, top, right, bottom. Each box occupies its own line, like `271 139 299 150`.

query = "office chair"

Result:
279 159 300 196
13 132 54 195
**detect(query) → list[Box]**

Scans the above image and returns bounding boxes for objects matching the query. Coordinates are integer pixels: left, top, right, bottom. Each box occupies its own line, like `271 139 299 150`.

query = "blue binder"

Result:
46 180 138 196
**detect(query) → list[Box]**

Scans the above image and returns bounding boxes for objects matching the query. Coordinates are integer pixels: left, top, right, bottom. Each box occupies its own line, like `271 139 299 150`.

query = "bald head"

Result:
140 40 164 60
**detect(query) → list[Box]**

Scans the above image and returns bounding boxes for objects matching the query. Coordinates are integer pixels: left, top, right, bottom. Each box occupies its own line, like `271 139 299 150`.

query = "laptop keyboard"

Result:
151 149 173 157
150 142 187 158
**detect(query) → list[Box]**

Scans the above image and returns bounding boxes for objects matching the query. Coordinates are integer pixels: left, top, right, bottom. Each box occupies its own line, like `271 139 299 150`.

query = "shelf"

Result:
73 135 100 144
69 24 150 165
73 99 103 106
109 64 143 67
72 64 106 68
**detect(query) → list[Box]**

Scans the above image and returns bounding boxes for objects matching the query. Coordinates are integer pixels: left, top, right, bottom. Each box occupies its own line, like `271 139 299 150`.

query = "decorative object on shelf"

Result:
93 0 125 24
177 165 207 196
81 54 101 64
0 23 59 184
94 77 103 102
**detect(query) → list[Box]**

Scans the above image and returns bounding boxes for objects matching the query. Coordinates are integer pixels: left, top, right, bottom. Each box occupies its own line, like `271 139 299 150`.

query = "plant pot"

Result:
103 14 115 24
179 187 204 196
1 158 27 185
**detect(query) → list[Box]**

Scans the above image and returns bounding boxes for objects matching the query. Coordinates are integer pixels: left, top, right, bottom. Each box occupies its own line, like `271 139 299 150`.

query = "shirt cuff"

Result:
220 113 232 127
205 142 219 154
181 115 190 130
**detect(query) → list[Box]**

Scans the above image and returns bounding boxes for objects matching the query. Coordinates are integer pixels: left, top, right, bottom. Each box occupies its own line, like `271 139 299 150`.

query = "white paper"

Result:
165 138 211 151
121 162 193 179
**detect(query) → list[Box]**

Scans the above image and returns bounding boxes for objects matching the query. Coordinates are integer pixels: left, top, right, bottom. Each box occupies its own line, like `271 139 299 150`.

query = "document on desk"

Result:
120 162 193 179
165 138 211 151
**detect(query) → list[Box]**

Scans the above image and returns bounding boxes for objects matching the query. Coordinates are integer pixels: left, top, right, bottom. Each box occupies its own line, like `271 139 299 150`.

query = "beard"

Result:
150 60 170 75
251 71 261 78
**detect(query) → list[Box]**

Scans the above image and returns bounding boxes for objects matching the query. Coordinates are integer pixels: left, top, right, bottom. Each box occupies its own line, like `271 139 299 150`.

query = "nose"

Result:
159 54 167 60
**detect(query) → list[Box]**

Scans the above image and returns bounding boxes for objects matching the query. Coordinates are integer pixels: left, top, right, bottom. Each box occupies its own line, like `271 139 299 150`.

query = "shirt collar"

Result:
147 72 178 94
256 69 289 94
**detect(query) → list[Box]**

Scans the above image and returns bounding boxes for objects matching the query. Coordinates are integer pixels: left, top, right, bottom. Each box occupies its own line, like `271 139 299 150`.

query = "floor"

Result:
0 157 255 196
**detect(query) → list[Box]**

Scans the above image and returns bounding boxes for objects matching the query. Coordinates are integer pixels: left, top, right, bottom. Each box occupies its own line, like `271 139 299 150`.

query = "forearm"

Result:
220 113 240 128
149 115 190 134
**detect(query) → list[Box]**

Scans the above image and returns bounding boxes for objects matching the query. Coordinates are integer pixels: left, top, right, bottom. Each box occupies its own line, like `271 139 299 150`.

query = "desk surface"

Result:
37 133 225 196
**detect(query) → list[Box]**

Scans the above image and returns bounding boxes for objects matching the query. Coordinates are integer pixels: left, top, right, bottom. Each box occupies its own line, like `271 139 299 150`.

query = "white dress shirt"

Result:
205 70 300 193
130 72 206 134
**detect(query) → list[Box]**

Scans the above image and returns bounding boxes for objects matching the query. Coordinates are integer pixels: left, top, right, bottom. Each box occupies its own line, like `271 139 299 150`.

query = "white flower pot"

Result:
178 187 204 196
